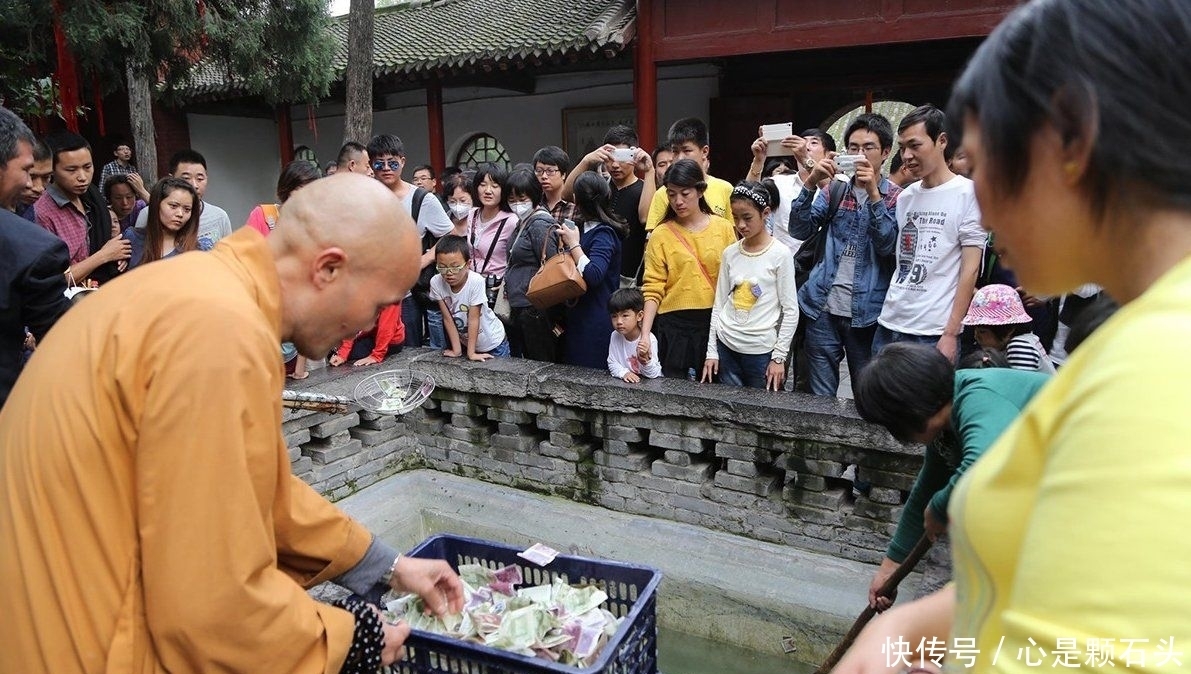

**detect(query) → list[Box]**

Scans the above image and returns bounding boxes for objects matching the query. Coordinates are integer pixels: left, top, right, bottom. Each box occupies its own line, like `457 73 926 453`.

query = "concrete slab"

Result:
336 470 924 664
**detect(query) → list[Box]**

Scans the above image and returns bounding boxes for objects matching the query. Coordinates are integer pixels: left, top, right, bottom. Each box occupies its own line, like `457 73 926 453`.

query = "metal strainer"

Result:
353 369 435 415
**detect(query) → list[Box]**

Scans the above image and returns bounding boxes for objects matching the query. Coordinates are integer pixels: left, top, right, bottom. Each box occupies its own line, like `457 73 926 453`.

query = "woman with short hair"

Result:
833 2 1191 670
502 168 564 361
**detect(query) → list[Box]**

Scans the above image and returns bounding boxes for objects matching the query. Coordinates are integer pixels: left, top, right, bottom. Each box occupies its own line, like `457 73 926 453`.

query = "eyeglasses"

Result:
435 264 467 274
371 159 402 171
846 143 880 154
533 167 560 177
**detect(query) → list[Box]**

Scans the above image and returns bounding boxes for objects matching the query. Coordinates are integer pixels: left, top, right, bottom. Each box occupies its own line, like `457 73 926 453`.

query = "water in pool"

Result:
658 628 814 674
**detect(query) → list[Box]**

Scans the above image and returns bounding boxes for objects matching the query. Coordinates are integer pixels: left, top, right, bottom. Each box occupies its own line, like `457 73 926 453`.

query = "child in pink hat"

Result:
962 284 1055 374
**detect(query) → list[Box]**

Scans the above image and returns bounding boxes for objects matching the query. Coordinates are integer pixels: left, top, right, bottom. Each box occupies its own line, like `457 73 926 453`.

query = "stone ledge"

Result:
287 347 910 454
279 347 939 574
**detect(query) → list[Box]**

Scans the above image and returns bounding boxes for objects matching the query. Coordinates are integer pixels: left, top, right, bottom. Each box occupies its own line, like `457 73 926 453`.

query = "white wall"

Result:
191 64 719 221
291 64 719 167
186 114 282 227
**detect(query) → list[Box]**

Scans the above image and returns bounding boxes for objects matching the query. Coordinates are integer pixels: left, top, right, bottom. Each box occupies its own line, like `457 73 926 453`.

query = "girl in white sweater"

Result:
702 180 800 390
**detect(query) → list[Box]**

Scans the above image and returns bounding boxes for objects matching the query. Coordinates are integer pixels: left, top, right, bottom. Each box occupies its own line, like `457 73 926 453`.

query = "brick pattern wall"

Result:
282 350 936 567
152 104 191 178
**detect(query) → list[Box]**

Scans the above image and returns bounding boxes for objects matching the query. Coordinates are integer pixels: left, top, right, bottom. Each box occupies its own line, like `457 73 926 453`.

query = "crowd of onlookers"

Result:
1 102 1113 412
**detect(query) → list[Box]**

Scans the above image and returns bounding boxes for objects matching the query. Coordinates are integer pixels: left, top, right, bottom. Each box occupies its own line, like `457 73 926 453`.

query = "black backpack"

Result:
792 179 848 289
407 187 439 307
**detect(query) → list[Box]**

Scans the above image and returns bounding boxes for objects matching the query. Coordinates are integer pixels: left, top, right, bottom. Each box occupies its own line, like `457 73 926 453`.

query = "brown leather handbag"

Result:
526 230 587 310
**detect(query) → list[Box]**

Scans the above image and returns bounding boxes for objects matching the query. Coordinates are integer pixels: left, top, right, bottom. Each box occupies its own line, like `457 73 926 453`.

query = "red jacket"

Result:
334 302 404 362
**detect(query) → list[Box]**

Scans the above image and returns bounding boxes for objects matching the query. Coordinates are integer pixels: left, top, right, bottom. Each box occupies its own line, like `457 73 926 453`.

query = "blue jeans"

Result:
805 314 876 396
484 339 512 358
401 300 425 348
426 309 445 350
871 324 939 357
716 340 771 389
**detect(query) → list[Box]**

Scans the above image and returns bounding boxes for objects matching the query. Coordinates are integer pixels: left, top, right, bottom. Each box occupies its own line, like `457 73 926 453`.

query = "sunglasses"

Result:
371 159 402 171
435 264 467 274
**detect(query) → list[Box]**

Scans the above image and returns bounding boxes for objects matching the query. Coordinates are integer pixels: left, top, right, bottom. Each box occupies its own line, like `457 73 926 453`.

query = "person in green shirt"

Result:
853 342 1049 610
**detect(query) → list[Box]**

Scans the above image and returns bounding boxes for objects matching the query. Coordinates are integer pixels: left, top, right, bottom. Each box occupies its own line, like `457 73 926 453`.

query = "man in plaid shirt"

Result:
533 146 577 226
99 142 137 189
34 132 130 285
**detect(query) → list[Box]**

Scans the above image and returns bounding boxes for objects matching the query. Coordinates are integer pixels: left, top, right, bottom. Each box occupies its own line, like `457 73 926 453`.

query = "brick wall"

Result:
284 349 936 568
152 103 191 178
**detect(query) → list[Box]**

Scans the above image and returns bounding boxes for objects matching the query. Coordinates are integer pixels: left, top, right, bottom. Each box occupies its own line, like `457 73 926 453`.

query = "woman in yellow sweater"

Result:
834 1 1191 672
638 159 737 379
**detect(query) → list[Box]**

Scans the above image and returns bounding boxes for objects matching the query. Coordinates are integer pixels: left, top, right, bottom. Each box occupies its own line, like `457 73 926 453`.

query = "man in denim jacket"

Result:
789 114 902 396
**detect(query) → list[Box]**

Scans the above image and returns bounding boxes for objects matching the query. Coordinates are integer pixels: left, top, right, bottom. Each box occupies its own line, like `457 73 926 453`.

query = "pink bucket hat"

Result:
963 284 1032 326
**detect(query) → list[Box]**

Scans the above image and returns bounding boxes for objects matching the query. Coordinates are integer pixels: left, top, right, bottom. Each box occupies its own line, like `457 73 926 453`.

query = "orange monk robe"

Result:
0 229 371 673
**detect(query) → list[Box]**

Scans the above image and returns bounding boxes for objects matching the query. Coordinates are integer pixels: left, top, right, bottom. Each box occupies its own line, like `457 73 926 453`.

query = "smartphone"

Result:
562 218 577 230
612 147 635 163
835 154 860 177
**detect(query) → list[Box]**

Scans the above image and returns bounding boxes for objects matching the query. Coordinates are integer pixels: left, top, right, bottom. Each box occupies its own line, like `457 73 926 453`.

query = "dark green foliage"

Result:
0 0 335 109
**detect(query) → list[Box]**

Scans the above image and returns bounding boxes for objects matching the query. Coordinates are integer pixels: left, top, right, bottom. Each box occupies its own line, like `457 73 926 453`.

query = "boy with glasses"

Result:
429 235 510 360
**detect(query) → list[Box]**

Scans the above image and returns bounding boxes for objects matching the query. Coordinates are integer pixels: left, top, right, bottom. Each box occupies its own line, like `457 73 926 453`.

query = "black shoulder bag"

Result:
793 180 848 289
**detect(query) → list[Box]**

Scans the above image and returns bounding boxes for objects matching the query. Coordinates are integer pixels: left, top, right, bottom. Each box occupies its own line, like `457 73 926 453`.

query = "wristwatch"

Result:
804 157 816 169
772 357 786 365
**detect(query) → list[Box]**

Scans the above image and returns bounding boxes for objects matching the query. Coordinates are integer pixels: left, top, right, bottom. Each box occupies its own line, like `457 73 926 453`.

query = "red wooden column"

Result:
276 106 295 168
426 77 446 175
634 0 658 152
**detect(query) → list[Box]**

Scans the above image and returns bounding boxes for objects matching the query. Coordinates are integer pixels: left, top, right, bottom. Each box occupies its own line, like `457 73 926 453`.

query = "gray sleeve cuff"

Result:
334 535 401 596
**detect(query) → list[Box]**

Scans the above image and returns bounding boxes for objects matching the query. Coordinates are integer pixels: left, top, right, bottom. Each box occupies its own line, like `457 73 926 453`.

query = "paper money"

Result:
517 542 559 566
384 557 621 667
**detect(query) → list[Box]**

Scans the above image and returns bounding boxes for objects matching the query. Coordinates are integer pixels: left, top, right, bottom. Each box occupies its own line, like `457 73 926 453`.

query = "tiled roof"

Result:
182 0 636 101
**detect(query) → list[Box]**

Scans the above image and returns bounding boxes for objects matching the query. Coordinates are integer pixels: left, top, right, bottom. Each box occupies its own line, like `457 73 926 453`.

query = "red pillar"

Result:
277 106 294 168
426 77 446 175
52 0 80 133
634 0 658 152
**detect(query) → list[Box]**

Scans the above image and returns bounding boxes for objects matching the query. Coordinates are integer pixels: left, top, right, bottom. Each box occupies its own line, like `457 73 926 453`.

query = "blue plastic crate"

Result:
393 533 661 674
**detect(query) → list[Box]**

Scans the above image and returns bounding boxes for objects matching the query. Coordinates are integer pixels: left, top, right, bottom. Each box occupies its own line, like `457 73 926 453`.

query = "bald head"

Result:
272 173 414 260
270 173 421 357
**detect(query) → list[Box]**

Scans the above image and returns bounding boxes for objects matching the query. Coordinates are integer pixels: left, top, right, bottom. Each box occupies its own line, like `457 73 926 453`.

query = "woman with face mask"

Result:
443 171 473 237
501 168 564 361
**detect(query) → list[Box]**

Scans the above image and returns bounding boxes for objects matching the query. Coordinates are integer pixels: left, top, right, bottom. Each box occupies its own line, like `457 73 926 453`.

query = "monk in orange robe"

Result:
0 174 463 673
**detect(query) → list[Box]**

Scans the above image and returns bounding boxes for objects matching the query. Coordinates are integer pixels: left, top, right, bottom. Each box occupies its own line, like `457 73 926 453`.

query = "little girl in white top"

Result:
703 180 800 390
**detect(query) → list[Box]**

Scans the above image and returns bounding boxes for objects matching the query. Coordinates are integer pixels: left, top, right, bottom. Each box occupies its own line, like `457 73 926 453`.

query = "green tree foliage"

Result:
0 0 335 108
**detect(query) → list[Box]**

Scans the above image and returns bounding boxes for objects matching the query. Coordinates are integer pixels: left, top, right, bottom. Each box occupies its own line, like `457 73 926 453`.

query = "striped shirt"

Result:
1006 333 1055 374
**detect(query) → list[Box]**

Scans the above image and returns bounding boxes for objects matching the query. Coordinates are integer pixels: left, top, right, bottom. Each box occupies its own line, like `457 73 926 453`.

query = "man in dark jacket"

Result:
0 106 71 408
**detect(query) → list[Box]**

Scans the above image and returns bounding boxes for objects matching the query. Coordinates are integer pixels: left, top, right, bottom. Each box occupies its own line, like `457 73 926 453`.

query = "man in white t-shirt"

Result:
745 126 837 256
366 134 453 348
874 106 984 362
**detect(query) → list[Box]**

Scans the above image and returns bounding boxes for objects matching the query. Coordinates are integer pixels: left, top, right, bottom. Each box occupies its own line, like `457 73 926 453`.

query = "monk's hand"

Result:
390 556 465 617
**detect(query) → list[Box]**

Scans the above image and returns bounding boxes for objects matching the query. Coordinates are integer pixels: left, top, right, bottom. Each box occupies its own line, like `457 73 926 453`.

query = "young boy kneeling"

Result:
430 235 510 361
607 288 662 383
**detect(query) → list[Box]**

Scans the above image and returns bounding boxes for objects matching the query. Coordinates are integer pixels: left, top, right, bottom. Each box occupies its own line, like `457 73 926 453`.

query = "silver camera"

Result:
612 147 636 163
834 154 861 177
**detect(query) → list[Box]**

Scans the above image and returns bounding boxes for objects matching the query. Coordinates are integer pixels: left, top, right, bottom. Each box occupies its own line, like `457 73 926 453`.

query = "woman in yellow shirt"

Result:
639 159 736 379
834 1 1191 672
